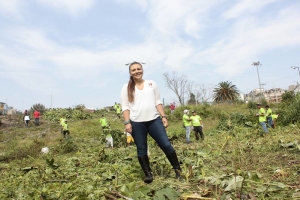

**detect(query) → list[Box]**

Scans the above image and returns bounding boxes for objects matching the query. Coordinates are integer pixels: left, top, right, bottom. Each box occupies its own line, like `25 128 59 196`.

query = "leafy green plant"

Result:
281 91 295 103
0 103 299 199
247 100 257 109
277 93 300 125
60 137 77 153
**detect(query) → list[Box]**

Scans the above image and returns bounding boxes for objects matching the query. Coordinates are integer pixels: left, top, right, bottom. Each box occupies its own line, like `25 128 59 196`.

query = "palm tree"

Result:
213 81 239 102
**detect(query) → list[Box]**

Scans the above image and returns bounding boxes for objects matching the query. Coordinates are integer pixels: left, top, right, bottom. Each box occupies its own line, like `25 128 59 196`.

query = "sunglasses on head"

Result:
125 61 146 66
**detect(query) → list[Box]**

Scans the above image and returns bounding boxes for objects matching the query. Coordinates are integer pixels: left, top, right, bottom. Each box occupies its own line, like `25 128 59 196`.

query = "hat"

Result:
192 110 196 113
256 103 262 106
183 110 189 114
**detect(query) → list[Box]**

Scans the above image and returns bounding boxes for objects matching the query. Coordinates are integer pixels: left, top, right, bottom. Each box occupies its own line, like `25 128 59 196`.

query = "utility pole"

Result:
51 91 52 110
260 83 266 100
273 84 278 103
252 61 263 100
195 90 198 106
260 83 266 92
291 66 300 76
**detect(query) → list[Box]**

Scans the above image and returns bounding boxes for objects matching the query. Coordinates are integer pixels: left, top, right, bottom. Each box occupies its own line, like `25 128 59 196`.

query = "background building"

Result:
0 102 17 115
263 88 286 103
0 102 8 115
244 88 286 103
288 84 300 93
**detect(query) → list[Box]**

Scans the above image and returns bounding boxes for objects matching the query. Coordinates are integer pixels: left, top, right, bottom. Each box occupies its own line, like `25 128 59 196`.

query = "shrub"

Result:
235 99 245 104
281 91 295 103
247 100 257 109
2 139 45 162
261 98 268 107
277 93 300 126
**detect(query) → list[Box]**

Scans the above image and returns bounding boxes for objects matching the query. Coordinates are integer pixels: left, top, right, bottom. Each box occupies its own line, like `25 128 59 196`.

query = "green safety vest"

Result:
182 114 191 126
190 115 201 126
259 108 266 122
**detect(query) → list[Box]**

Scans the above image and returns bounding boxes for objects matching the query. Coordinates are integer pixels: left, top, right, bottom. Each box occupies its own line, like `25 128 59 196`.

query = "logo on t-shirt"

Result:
148 82 152 87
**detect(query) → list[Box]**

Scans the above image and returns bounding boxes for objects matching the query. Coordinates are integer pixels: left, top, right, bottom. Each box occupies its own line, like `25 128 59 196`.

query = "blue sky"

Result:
1 0 300 111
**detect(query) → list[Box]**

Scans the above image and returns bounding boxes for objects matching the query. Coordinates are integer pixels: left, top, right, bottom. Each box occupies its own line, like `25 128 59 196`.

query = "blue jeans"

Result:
185 126 191 143
35 118 39 126
267 117 273 127
130 117 175 157
260 122 268 133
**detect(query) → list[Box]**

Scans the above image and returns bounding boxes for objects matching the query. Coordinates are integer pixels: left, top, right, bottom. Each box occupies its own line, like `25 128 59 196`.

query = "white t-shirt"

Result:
120 80 162 122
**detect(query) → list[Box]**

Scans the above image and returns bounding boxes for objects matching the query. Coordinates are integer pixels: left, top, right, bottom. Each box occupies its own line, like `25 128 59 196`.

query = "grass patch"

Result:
0 105 299 199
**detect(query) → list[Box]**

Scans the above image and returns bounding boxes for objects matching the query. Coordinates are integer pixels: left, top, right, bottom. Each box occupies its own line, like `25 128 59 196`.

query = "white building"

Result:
263 88 286 103
244 88 286 103
239 93 245 101
288 84 300 93
244 88 264 101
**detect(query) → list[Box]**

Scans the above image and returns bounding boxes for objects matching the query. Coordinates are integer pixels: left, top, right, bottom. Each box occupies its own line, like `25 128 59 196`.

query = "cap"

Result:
256 103 262 106
183 109 189 114
192 110 196 113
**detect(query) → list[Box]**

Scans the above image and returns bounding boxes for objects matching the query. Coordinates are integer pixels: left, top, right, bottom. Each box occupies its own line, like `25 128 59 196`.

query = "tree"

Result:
194 83 214 103
213 81 239 102
281 91 295 103
74 104 86 110
30 103 46 114
187 93 196 105
186 82 214 105
163 72 189 105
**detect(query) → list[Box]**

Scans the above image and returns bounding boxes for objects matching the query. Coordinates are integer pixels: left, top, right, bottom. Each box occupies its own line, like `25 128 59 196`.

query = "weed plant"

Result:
0 103 299 199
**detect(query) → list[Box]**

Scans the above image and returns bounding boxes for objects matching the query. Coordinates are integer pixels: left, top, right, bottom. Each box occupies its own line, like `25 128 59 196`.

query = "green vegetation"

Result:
0 102 299 199
29 103 46 114
43 108 96 122
277 92 300 126
213 81 239 102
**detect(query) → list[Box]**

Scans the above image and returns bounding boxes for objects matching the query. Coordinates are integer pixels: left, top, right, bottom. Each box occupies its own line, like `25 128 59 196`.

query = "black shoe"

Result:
138 155 153 183
166 151 183 180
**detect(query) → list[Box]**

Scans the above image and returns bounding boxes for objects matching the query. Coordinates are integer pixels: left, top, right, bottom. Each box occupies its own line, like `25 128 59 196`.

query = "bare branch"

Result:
163 72 189 105
194 83 214 103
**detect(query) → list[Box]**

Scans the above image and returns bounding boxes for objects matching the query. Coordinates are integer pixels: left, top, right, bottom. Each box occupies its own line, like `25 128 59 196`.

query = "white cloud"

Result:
117 0 216 39
0 0 23 18
194 2 300 76
1 0 300 108
222 0 279 19
146 0 216 38
0 45 58 95
35 0 95 15
114 0 149 11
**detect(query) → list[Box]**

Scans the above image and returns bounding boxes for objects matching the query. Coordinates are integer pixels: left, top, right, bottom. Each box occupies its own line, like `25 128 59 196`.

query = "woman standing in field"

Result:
120 61 182 183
